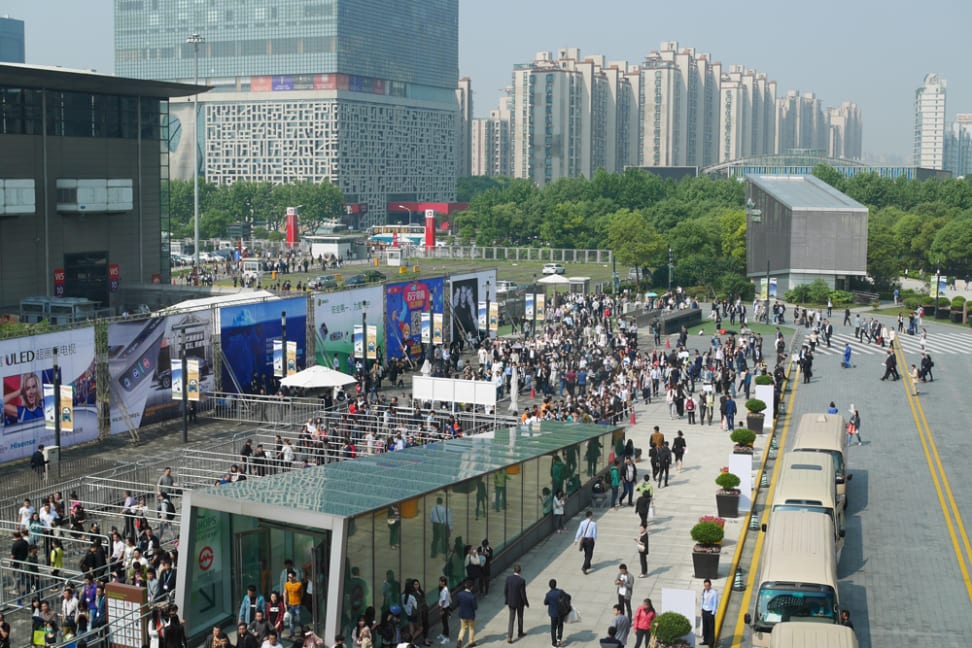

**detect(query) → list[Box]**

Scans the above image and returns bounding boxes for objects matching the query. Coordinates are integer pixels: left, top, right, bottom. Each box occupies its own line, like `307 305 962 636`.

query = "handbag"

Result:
566 607 581 624
635 540 646 553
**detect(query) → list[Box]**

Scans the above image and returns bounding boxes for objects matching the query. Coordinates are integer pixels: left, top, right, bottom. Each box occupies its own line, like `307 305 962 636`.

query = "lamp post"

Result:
397 204 413 226
281 311 287 384
667 247 673 294
934 267 941 318
361 301 369 373
186 32 205 272
52 346 61 478
485 280 491 340
181 334 188 443
532 273 538 335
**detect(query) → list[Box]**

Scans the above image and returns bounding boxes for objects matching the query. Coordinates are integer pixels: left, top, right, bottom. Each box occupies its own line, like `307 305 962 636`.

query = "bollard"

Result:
770 435 779 450
760 471 769 488
630 409 636 425
732 567 745 591
749 511 761 530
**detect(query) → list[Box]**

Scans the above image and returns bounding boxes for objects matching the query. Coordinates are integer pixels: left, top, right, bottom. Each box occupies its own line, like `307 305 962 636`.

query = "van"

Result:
791 413 852 509
746 510 840 647
241 259 264 283
770 622 858 648
772 453 844 560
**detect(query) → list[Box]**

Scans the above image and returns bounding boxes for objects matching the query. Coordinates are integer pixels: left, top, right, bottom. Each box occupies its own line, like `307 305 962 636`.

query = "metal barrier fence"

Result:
375 245 614 265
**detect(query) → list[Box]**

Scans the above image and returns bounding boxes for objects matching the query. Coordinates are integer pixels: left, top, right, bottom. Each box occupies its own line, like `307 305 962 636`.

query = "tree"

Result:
866 221 899 290
812 164 846 191
606 209 665 271
930 216 972 275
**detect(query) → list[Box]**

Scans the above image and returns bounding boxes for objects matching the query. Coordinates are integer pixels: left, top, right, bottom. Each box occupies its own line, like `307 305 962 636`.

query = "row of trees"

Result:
167 179 344 241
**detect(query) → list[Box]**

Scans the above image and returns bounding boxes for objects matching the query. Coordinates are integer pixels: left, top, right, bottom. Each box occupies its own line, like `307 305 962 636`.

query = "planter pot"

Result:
692 549 720 579
716 492 740 518
951 311 964 323
936 309 950 320
732 445 755 455
747 412 765 433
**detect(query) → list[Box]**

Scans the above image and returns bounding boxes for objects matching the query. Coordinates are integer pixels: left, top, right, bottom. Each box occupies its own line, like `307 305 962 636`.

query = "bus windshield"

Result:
755 584 837 629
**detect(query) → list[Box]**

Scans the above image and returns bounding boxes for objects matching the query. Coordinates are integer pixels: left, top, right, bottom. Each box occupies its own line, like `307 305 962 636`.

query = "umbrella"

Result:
279 364 357 389
537 274 571 285
646 292 659 297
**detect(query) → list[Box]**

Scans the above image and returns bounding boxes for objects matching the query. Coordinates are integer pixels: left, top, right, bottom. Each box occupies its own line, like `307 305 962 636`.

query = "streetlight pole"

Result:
765 259 771 324
181 333 188 443
52 347 61 478
935 267 941 318
187 32 205 273
398 205 412 226
485 280 491 340
667 247 673 294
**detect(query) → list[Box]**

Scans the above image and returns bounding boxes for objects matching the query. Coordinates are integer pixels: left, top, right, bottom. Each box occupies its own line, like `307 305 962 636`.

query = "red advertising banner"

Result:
250 76 272 92
53 268 65 297
109 264 120 293
315 74 337 90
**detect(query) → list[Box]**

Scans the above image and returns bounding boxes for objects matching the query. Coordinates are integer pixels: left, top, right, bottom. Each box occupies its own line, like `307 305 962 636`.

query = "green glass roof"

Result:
199 421 621 518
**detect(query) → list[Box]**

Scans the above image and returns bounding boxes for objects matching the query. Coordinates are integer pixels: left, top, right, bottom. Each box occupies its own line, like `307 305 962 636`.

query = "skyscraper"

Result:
0 16 25 64
456 77 473 178
113 0 459 225
471 94 512 177
913 73 947 170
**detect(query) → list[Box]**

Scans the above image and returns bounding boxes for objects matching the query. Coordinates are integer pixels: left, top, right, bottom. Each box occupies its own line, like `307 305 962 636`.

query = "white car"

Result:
542 263 566 275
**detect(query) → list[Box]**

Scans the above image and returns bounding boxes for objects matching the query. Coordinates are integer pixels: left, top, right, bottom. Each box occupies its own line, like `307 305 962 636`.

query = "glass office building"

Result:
175 421 623 641
113 0 459 224
0 17 24 64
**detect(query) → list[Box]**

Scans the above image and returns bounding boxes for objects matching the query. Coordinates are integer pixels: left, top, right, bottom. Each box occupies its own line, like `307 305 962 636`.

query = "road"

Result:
724 313 972 647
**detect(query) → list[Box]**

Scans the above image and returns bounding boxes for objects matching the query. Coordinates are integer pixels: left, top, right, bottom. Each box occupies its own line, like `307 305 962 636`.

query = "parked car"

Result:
628 267 640 280
343 273 367 286
542 263 566 275
495 280 520 293
363 270 387 283
308 275 338 290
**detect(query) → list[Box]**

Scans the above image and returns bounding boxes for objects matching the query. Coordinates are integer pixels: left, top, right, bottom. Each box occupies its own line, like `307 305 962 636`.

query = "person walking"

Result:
504 565 529 643
454 580 477 648
609 604 631 645
910 364 920 396
656 442 672 488
635 490 651 529
631 599 656 648
848 406 862 446
619 458 637 507
672 430 686 472
614 564 634 618
635 526 650 578
437 576 452 646
700 579 718 646
573 510 597 574
841 343 852 369
542 580 567 648
609 461 621 509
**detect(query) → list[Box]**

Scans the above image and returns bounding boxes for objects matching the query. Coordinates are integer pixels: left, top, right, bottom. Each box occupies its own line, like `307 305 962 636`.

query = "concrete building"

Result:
456 77 473 178
0 63 202 307
0 16 24 64
114 0 459 226
471 94 512 177
914 73 947 170
775 91 827 155
826 101 863 160
945 114 972 178
745 175 868 292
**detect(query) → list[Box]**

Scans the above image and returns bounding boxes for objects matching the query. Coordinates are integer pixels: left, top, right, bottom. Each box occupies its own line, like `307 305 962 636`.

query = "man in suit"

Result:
504 564 529 643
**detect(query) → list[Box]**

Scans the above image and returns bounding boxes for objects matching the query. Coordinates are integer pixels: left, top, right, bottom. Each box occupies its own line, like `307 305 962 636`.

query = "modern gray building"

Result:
0 63 203 308
0 16 24 64
114 0 460 226
745 175 868 292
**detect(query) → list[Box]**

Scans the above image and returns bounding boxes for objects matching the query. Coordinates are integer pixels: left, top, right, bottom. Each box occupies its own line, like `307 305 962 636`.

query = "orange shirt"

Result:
284 580 303 607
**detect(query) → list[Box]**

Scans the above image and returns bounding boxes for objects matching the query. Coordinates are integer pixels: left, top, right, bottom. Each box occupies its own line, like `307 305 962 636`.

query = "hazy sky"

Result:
5 0 969 161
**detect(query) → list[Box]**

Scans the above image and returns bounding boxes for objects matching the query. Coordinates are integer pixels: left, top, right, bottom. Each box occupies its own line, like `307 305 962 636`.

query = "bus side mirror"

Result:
760 523 767 532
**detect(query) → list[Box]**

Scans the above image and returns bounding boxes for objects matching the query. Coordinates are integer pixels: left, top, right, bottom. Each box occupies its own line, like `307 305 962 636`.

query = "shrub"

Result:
745 398 767 413
690 521 726 547
903 296 922 310
730 429 757 446
754 374 774 386
715 472 741 491
829 290 853 305
952 296 966 309
651 611 693 645
937 297 951 308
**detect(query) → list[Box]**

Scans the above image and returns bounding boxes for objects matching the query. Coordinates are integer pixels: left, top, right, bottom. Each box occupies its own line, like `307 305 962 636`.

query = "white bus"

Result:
771 452 845 559
746 510 841 647
791 413 852 509
770 621 858 648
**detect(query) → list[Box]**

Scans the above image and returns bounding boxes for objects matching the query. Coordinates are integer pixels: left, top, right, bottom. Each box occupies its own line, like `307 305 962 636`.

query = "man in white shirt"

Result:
429 497 452 558
38 503 58 530
260 630 284 648
17 499 34 531
700 579 719 646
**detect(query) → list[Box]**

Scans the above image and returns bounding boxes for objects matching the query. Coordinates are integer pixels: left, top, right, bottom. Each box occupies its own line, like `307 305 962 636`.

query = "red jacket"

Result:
633 606 655 631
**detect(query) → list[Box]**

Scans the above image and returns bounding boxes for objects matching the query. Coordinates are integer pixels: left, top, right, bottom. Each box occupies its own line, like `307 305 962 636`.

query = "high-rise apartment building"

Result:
456 77 473 178
0 16 25 64
826 102 863 160
471 95 512 177
113 0 459 225
775 91 827 154
945 114 972 178
913 73 947 170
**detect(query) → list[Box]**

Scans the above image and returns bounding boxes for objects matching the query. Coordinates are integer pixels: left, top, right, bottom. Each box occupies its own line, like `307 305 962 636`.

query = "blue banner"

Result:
384 278 444 360
220 297 307 393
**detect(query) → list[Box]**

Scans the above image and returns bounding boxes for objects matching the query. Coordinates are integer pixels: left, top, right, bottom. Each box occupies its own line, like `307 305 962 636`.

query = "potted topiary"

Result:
754 374 774 386
745 398 767 433
936 296 951 319
715 471 741 518
649 611 693 648
951 296 965 323
730 428 757 454
690 521 725 579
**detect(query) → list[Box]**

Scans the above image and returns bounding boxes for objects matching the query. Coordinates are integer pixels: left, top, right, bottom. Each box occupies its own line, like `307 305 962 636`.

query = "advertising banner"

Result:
489 302 499 336
385 278 444 360
535 293 546 321
286 341 297 376
272 339 284 378
1 328 97 463
451 276 478 342
420 312 431 344
187 359 201 402
109 310 214 435
366 325 377 360
43 384 74 432
353 325 364 359
525 293 534 320
478 301 487 331
221 297 306 394
313 286 384 370
433 313 444 345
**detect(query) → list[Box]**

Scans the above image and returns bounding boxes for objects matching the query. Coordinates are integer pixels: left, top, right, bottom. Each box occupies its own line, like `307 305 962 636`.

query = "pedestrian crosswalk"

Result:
803 329 972 357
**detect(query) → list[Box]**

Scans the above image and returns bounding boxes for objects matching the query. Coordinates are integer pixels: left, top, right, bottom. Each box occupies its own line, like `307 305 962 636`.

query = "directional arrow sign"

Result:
198 583 216 613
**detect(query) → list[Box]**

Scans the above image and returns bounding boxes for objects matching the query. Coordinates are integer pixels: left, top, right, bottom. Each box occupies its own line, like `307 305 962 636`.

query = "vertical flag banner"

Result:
420 312 432 344
272 339 284 377
353 324 364 359
171 363 183 401
59 385 74 432
286 340 297 376
366 325 378 360
478 301 487 331
488 302 499 335
186 358 201 402
525 293 535 320
535 294 545 321
769 278 778 298
44 384 55 430
759 278 769 301
433 313 444 345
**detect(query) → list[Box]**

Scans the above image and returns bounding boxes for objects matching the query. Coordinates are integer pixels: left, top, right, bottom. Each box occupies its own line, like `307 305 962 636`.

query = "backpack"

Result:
556 590 572 618
686 398 695 412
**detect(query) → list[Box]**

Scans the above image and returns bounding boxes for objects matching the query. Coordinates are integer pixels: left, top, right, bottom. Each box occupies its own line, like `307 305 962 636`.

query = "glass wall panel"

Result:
486 468 505 558
377 504 402 617
583 436 605 479
399 495 426 600
563 442 583 496
503 465 523 547
521 458 543 530
345 512 375 637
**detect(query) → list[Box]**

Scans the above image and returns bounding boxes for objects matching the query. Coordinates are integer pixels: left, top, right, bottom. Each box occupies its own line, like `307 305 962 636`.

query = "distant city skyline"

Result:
4 0 970 162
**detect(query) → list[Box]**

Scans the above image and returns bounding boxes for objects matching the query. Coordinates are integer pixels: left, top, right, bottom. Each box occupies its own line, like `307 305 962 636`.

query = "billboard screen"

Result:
313 286 384 371
384 278 444 360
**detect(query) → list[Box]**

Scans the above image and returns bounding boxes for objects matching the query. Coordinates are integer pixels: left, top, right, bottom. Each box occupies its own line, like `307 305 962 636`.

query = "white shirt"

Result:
18 505 34 529
39 507 58 529
701 587 719 612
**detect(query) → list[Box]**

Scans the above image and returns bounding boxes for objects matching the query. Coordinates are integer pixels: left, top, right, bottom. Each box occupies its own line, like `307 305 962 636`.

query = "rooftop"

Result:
192 421 621 518
747 174 867 212
0 63 209 98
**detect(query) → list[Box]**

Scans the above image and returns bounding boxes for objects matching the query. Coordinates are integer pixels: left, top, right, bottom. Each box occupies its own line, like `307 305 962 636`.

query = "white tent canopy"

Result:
537 274 571 285
279 364 358 389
